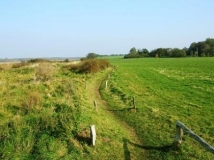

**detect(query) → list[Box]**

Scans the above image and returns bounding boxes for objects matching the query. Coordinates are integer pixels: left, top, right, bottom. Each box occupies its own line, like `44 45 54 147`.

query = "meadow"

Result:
100 57 214 159
0 57 214 159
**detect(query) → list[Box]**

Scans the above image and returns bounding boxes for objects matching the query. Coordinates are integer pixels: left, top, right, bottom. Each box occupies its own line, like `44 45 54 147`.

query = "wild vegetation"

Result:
0 61 84 159
0 59 144 159
100 57 214 159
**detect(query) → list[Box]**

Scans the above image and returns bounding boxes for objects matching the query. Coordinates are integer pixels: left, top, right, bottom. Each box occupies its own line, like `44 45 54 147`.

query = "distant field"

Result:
100 57 214 159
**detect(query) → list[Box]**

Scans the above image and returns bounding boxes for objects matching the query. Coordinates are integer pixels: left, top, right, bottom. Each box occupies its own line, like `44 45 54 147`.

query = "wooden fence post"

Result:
133 96 136 110
90 125 96 146
94 100 97 111
173 124 183 148
173 121 214 153
105 80 108 89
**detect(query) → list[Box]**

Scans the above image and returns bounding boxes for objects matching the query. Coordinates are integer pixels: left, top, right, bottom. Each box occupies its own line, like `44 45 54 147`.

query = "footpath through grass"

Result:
100 57 214 159
81 68 145 159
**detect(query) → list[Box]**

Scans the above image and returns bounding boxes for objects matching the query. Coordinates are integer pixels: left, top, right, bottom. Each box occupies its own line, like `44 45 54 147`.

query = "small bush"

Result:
69 59 110 73
64 59 70 62
97 59 110 70
35 63 55 81
80 59 100 73
80 57 87 61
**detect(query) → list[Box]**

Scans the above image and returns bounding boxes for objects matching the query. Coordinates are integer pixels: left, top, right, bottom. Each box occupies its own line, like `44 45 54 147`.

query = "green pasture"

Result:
100 57 214 159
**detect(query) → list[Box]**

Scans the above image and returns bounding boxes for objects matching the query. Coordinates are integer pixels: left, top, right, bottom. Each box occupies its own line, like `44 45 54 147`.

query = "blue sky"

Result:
0 0 214 58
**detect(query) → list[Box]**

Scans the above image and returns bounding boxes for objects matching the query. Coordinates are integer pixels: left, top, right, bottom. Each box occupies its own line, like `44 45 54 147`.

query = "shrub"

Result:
35 63 55 81
69 59 110 73
86 53 98 59
97 59 110 70
80 57 87 61
64 59 70 62
80 59 100 73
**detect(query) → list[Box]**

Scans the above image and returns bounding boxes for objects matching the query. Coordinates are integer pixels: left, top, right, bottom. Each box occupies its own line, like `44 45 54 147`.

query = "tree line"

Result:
124 38 214 58
83 53 124 60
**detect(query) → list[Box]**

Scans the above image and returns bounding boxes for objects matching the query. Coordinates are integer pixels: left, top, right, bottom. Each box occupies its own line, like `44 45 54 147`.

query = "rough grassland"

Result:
100 57 214 159
0 62 145 159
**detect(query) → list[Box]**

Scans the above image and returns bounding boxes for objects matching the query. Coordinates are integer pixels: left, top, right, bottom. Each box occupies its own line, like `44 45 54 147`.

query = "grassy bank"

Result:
0 62 86 159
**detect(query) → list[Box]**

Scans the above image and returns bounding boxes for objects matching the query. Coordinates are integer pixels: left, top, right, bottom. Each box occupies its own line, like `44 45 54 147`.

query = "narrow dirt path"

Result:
84 69 145 159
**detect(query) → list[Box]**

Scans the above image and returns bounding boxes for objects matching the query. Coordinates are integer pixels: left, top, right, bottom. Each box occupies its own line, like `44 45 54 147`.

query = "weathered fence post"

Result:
173 124 183 148
173 121 214 153
105 80 108 89
133 96 136 110
90 125 96 146
94 100 97 111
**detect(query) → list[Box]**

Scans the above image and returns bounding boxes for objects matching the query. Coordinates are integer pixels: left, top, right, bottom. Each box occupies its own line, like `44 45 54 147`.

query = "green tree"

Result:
86 53 98 59
205 38 214 56
149 48 170 57
124 47 140 58
138 48 149 57
188 42 197 56
201 43 210 56
171 48 186 57
187 38 214 57
129 47 137 54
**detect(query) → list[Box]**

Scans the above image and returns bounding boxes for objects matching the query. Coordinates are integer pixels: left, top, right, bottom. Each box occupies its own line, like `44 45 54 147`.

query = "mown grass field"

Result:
100 57 214 159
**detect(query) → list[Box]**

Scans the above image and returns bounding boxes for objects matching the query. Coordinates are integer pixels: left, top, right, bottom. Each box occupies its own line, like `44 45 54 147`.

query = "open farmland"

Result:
100 57 214 159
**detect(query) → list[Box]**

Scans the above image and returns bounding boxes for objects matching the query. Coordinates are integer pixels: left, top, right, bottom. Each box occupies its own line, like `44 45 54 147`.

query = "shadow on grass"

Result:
108 108 130 112
108 108 138 112
123 138 131 160
75 134 91 145
123 137 172 160
75 129 91 145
